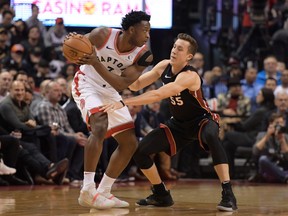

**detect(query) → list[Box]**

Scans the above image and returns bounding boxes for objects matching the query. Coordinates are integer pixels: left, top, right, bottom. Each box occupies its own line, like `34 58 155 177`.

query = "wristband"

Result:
120 100 126 107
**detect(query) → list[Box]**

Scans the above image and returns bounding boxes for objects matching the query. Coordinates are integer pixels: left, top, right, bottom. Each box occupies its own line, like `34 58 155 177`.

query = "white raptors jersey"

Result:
79 28 147 89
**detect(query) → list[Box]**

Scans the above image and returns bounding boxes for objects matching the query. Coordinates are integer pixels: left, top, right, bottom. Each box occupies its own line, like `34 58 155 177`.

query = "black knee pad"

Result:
201 120 228 165
133 148 154 169
133 128 170 169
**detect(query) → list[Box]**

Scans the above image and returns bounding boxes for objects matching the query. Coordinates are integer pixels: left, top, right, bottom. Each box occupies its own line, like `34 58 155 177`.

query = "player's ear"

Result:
128 26 135 34
187 54 193 61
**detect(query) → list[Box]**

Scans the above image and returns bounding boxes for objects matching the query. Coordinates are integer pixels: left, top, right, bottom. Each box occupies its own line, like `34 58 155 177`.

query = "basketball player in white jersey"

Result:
71 11 153 209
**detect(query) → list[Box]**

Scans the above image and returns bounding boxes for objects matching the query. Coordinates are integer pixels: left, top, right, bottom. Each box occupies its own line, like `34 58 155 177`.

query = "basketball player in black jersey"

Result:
101 33 237 212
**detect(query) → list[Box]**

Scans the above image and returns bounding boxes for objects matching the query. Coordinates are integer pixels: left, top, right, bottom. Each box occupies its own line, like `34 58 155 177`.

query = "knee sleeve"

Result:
133 128 170 169
201 120 228 165
133 148 154 169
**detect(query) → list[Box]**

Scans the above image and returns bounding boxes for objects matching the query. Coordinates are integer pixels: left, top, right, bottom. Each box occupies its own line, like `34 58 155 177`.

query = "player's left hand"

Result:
64 32 77 42
100 101 124 112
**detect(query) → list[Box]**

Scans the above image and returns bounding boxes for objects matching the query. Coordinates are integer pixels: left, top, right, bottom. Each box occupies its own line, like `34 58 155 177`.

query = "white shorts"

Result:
72 70 134 137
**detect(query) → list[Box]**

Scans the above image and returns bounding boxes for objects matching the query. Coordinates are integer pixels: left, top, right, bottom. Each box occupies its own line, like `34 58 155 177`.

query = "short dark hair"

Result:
2 10 13 18
31 4 39 10
269 113 284 124
266 76 277 84
121 10 150 31
177 33 198 55
14 70 28 80
0 1 9 10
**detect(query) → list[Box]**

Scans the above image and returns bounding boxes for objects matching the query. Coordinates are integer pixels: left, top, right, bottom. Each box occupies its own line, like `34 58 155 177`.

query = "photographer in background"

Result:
252 113 288 183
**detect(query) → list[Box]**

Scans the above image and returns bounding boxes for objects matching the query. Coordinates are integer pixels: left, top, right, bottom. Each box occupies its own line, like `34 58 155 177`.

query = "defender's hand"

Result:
100 101 125 112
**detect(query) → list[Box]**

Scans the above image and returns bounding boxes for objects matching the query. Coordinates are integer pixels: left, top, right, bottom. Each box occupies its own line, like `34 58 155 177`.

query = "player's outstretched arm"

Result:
101 69 200 112
128 60 169 92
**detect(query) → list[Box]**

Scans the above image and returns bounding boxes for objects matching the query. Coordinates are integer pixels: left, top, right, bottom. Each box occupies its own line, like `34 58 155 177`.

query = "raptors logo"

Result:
80 99 85 110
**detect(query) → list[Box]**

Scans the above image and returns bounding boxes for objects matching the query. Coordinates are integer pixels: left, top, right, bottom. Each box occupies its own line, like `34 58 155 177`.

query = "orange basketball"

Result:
63 34 93 63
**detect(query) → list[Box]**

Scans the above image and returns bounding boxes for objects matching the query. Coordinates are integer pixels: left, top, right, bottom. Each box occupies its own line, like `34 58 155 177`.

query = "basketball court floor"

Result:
0 179 287 216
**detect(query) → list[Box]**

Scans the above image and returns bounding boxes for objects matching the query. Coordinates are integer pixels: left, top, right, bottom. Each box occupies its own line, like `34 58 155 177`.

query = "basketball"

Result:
63 34 93 63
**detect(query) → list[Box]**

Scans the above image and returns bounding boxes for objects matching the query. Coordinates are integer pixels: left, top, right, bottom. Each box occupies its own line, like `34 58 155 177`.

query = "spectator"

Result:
30 79 51 113
255 56 281 87
55 77 69 105
42 46 65 79
0 134 28 185
15 70 29 89
1 10 14 43
262 91 288 135
202 70 214 99
274 70 288 96
11 19 28 44
277 61 286 74
20 26 45 60
25 4 47 37
217 77 251 117
222 88 276 177
25 46 42 75
189 52 205 76
0 81 56 159
252 113 288 183
34 59 50 88
2 43 30 72
211 66 228 97
241 67 262 113
265 77 278 91
35 81 87 182
61 63 77 81
0 25 9 61
0 70 12 102
0 82 69 185
0 1 10 24
45 17 67 57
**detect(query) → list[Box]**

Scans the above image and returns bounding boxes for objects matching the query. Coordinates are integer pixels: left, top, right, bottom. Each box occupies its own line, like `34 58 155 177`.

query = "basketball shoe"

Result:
78 190 115 209
217 182 238 212
100 193 129 208
136 186 174 207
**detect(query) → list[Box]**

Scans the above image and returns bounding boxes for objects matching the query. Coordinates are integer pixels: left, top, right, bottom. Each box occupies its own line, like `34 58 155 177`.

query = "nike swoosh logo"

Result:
165 74 171 78
106 46 114 50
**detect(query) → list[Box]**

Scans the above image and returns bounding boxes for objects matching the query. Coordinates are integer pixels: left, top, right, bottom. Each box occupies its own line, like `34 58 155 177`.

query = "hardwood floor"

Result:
0 179 287 216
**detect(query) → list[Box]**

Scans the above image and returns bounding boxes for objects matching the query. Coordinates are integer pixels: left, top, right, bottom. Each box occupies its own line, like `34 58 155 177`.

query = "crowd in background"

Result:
0 0 288 186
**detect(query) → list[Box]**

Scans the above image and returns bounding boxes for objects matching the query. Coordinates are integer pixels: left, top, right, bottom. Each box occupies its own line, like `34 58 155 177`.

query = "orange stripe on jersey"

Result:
97 28 112 50
106 122 135 138
189 89 211 114
85 107 102 132
89 107 102 115
73 70 85 96
160 123 177 156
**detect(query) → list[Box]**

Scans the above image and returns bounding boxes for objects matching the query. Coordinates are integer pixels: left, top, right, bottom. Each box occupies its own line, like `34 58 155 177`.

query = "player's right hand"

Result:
75 46 98 65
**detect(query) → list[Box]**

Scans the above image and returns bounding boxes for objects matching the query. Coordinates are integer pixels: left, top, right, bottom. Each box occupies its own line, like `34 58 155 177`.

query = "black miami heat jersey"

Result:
161 64 212 122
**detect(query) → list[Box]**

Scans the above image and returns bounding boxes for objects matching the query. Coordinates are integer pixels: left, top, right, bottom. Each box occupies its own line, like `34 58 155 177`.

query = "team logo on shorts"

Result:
80 99 85 110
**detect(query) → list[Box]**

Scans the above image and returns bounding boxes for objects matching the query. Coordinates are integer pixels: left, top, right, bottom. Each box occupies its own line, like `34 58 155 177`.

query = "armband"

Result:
137 50 153 67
